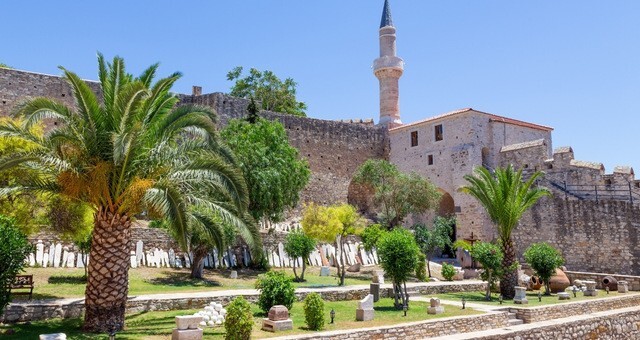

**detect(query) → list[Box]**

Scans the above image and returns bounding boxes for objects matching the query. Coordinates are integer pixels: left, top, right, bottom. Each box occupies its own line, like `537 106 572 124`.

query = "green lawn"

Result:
1 298 481 339
15 267 374 300
433 290 634 307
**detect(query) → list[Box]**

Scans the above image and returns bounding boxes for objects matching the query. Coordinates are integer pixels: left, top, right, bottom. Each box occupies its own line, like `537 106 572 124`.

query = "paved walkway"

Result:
9 280 486 306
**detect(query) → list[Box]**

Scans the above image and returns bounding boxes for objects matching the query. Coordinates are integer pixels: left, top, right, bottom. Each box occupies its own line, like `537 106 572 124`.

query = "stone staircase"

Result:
506 308 523 326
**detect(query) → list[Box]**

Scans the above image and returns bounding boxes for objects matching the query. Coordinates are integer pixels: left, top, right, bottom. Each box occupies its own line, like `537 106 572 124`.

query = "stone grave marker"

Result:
48 246 55 267
61 246 69 268
36 240 44 266
356 294 375 321
130 251 137 268
168 248 176 267
320 266 331 276
584 280 598 296
230 270 238 279
557 292 571 300
427 298 444 314
618 280 629 293
370 281 380 302
171 315 203 340
53 243 62 268
136 240 144 266
262 305 293 332
372 270 385 284
39 333 67 340
28 253 36 267
76 253 84 268
43 252 48 267
66 252 75 268
514 286 528 304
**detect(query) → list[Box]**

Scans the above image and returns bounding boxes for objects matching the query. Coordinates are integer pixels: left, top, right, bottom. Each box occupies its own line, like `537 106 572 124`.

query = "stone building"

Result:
0 0 638 274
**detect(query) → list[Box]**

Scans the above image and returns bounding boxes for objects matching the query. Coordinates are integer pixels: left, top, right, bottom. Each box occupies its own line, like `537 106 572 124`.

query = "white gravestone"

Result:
168 249 176 267
48 246 55 267
76 253 84 268
66 252 75 268
53 243 62 268
130 251 137 268
136 240 144 266
36 240 44 266
28 253 36 267
43 252 49 267
61 246 70 268
356 294 375 321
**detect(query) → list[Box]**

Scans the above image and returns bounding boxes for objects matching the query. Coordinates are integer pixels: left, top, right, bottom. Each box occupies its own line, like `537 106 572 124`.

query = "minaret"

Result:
374 0 404 128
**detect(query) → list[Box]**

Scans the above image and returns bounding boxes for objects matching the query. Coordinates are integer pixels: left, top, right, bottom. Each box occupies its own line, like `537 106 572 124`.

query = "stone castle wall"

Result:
514 196 640 275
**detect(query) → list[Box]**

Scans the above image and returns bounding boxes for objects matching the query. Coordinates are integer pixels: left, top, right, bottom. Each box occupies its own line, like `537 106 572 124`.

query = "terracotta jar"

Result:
529 276 543 290
549 268 570 293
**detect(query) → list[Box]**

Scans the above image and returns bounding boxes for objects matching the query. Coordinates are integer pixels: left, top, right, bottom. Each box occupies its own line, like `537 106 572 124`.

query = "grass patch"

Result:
1 298 482 339
434 290 633 307
15 267 374 300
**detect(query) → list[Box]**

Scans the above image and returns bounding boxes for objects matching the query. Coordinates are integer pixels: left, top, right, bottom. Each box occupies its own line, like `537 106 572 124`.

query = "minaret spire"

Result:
380 0 393 28
374 0 404 128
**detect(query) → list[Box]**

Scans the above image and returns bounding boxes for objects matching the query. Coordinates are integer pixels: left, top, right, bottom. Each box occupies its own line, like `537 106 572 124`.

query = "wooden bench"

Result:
10 274 34 300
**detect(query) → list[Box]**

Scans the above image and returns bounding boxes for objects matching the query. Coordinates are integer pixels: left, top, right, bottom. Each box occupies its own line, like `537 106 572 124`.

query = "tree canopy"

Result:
413 216 455 277
353 159 441 229
377 228 421 308
461 165 551 299
227 66 307 117
301 203 364 285
471 242 503 300
0 215 33 318
221 118 310 225
524 242 564 295
284 229 317 281
0 54 256 332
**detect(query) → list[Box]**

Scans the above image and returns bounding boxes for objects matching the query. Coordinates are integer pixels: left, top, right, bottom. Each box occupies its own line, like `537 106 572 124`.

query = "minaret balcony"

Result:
373 56 404 73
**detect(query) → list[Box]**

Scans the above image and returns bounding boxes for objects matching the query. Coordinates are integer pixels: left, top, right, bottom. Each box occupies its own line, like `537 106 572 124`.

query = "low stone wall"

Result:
475 307 640 340
565 270 640 291
274 312 509 340
2 282 486 323
512 293 640 323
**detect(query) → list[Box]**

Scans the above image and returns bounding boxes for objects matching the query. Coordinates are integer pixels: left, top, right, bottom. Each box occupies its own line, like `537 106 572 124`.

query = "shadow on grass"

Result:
11 293 63 301
146 271 222 288
0 318 98 340
48 275 87 285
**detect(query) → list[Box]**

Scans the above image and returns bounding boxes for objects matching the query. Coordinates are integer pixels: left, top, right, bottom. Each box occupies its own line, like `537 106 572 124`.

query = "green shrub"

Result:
441 263 456 281
361 224 386 252
524 242 564 295
284 230 316 282
224 296 253 340
303 292 325 330
377 228 420 308
0 216 33 317
255 270 295 313
415 252 427 281
471 242 503 300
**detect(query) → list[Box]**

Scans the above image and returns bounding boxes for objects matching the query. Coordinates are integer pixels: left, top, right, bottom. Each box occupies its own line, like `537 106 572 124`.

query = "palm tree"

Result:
0 55 256 332
460 165 550 299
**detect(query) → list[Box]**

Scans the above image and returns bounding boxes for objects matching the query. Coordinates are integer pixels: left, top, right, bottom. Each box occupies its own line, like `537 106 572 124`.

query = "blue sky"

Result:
2 1 639 173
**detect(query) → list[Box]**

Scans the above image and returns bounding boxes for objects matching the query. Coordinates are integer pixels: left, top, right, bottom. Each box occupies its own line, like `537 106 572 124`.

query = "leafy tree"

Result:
227 66 307 117
255 270 295 313
461 165 551 299
470 242 503 300
0 216 33 318
360 223 386 252
301 203 364 286
303 292 325 331
221 118 310 225
377 228 420 309
524 242 564 295
353 159 441 229
284 229 317 282
413 216 455 277
0 55 254 332
0 118 48 235
47 195 93 241
224 296 253 340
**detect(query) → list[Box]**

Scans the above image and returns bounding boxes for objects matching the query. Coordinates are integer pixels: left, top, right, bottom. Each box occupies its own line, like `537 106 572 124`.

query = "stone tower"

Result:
374 0 404 128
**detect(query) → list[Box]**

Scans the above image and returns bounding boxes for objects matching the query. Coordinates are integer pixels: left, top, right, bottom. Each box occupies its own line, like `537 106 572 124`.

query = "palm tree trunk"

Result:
83 207 131 333
500 237 518 299
190 247 209 279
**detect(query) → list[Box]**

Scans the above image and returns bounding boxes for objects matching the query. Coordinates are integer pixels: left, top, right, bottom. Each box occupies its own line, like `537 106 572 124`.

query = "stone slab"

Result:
320 266 331 276
268 305 289 321
358 294 374 310
356 308 375 321
39 334 66 340
428 306 445 314
558 292 571 300
171 328 203 340
262 318 293 332
370 283 380 302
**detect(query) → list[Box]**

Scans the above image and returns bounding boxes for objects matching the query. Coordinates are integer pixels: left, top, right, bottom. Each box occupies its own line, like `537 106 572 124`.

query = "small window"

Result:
435 124 443 141
428 155 434 165
410 131 418 147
